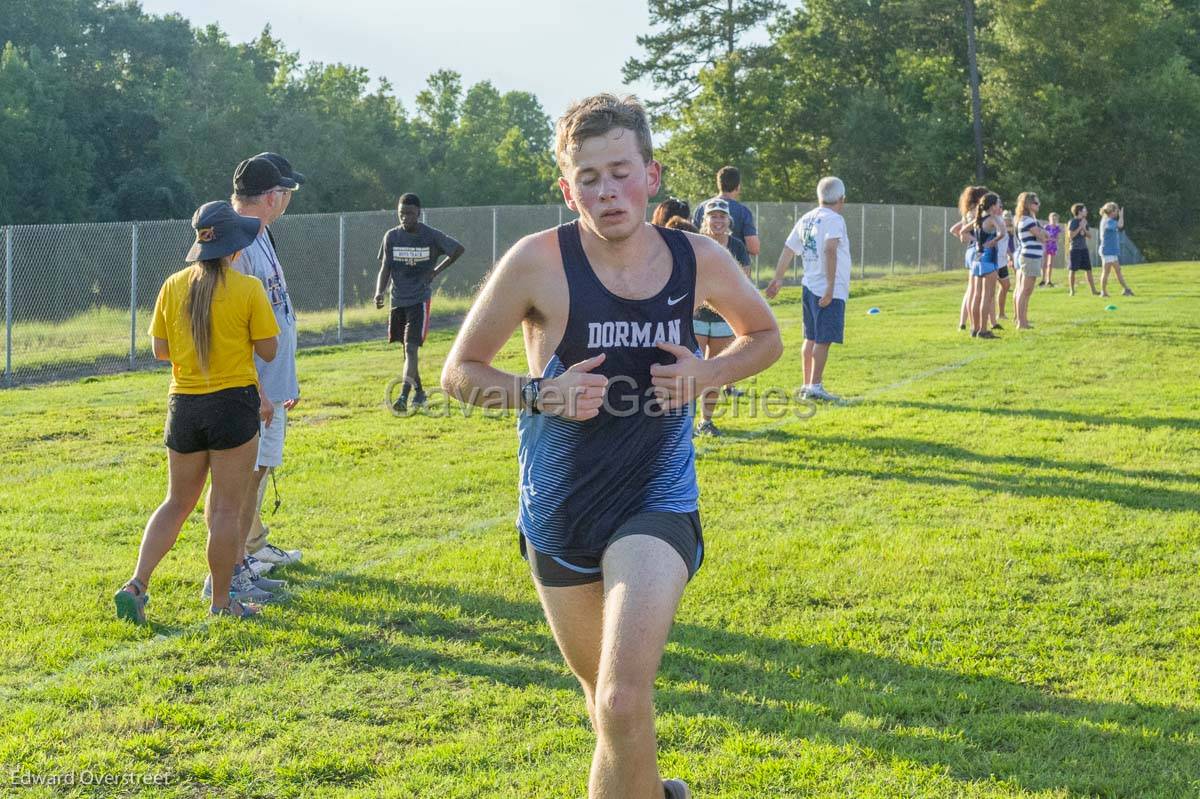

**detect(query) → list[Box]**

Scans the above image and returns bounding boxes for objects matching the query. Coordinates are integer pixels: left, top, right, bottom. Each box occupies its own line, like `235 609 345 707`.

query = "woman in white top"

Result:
1013 192 1048 330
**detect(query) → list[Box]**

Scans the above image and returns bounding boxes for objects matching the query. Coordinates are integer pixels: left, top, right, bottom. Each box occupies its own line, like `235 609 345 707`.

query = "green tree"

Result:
624 0 783 117
0 43 93 224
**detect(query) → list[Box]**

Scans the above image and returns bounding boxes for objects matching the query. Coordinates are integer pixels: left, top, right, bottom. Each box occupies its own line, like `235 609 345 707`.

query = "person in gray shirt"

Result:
374 193 465 412
224 155 305 595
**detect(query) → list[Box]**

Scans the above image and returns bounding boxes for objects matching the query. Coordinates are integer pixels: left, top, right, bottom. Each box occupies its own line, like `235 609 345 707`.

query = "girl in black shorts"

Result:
114 201 280 623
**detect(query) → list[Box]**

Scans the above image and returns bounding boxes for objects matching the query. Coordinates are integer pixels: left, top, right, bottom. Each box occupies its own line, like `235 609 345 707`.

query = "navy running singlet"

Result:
517 222 701 557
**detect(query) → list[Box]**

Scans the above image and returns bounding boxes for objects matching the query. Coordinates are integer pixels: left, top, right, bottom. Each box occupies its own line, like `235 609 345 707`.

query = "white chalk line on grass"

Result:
2 515 509 704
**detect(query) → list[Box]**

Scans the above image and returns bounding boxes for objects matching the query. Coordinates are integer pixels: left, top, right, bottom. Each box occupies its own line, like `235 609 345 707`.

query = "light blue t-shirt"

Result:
235 230 299 402
1101 218 1121 256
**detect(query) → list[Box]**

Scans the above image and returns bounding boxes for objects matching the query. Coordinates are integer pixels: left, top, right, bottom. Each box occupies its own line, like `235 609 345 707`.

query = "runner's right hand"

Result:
539 354 608 421
374 293 385 309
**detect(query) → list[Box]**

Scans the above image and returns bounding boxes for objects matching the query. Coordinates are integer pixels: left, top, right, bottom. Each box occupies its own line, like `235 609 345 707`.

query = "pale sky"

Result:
135 0 795 122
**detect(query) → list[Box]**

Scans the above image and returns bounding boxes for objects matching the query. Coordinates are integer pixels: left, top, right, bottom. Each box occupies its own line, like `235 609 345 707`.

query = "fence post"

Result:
890 205 896 275
755 202 763 287
129 223 138 369
917 207 924 273
492 207 498 265
558 206 563 227
943 208 949 270
789 204 797 284
4 226 11 387
860 205 866 278
337 215 345 344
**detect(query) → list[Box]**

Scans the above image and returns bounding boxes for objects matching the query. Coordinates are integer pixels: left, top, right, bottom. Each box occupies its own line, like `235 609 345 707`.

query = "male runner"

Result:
375 193 464 412
442 94 782 799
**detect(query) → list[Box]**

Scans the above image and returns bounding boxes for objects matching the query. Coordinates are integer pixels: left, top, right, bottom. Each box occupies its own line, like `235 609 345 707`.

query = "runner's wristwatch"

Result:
522 378 542 414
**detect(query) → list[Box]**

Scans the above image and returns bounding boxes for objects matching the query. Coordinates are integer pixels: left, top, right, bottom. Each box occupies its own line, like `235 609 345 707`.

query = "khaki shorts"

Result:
1019 256 1043 279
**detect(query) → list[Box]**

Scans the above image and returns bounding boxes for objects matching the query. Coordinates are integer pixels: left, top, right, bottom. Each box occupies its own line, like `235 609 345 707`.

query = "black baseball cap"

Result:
186 201 261 261
233 156 294 196
255 151 305 187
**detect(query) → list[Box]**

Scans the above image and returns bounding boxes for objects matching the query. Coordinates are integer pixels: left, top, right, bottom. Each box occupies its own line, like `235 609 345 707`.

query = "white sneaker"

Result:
806 385 841 403
245 555 273 576
251 543 302 567
201 567 274 603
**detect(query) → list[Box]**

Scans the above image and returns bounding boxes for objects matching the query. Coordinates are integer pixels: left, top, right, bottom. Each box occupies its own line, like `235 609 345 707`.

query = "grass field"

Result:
1 264 1198 798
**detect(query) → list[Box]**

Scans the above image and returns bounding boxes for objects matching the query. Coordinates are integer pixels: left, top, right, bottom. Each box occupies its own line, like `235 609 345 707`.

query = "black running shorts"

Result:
388 300 430 347
520 510 704 587
164 385 260 453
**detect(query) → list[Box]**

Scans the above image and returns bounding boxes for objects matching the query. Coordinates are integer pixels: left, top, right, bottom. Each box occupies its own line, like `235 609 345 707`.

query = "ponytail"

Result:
974 192 999 242
186 258 227 372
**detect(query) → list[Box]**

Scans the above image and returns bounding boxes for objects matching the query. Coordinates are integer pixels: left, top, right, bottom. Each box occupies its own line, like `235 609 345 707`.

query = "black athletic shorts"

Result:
996 265 1010 280
1069 249 1092 271
388 300 431 347
164 385 260 454
520 510 704 587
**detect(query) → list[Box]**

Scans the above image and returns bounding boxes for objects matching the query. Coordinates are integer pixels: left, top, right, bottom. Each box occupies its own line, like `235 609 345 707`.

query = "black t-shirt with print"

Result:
377 223 462 306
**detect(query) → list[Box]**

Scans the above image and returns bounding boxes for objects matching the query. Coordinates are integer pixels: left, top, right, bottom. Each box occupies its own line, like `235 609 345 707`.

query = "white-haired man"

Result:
766 176 851 402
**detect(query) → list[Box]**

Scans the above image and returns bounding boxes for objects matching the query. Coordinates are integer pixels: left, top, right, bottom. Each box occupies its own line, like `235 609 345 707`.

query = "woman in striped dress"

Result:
1014 192 1048 330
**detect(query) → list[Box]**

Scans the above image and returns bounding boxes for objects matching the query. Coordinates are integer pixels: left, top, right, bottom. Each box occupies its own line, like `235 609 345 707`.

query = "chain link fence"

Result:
1 202 1141 387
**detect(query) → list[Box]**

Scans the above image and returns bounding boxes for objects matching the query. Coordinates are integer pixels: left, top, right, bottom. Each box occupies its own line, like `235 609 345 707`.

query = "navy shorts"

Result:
520 510 704 587
164 385 260 454
801 286 845 345
1069 249 1092 271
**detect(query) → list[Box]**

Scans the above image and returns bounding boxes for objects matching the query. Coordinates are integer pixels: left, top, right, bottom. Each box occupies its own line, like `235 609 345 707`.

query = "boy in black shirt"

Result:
375 193 465 411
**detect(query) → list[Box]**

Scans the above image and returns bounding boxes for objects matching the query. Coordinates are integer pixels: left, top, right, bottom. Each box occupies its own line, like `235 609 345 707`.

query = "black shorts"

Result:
1069 249 1092 271
520 510 704 587
996 265 1010 280
164 385 260 454
388 300 430 347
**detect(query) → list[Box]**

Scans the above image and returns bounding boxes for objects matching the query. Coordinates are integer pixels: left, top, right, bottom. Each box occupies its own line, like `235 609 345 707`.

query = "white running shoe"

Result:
250 543 302 567
245 555 273 576
805 384 841 403
202 567 274 603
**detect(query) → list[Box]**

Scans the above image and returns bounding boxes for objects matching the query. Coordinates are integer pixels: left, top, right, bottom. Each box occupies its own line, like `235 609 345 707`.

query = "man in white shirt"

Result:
766 176 852 402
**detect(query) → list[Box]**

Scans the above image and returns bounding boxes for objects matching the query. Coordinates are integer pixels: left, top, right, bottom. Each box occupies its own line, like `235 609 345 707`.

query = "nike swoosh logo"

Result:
667 294 688 306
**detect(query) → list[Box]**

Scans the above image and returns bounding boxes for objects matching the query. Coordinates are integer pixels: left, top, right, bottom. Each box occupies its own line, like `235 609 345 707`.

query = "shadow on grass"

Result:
287 577 1198 798
726 430 1200 511
886 399 1200 435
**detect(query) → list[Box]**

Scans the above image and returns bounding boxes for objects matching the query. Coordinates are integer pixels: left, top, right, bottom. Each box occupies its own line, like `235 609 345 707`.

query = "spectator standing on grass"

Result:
951 185 990 331
1041 212 1062 287
651 197 690 227
113 201 279 623
997 209 1015 324
1014 191 1047 330
224 154 306 595
969 192 1005 339
766 177 852 401
693 199 752 436
1099 202 1134 297
375 193 465 414
692 165 760 258
441 94 781 799
1067 203 1099 296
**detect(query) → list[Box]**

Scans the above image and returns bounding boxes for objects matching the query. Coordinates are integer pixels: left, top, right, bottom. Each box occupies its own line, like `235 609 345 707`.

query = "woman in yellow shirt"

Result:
114 201 280 622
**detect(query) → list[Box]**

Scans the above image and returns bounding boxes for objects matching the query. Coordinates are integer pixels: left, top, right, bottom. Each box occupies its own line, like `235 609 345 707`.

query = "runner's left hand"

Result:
283 398 299 410
650 342 716 409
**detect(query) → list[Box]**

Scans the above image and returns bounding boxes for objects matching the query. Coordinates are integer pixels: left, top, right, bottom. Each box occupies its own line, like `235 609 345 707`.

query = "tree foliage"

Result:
0 1 556 225
654 0 1200 258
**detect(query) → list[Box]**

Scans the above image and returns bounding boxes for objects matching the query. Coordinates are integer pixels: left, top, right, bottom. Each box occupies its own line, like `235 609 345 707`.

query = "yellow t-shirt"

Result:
149 264 281 394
